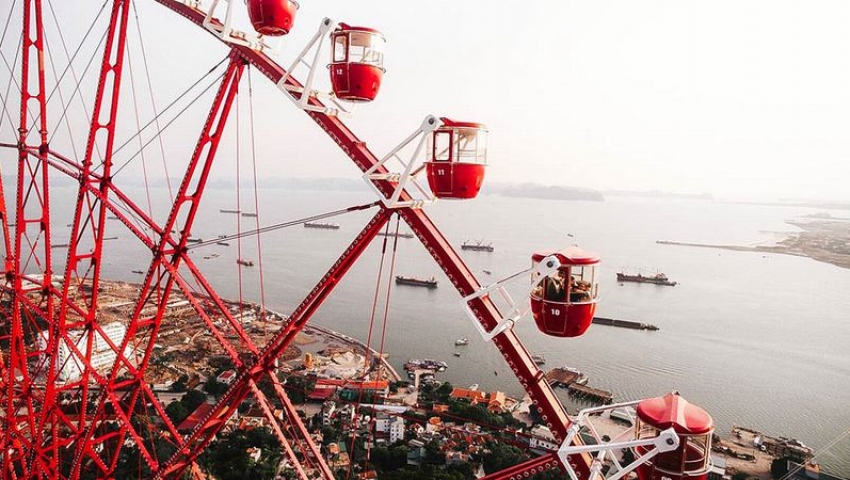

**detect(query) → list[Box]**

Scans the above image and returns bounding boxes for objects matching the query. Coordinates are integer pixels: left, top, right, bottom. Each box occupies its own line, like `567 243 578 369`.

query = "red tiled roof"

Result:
178 403 215 433
308 386 337 400
450 388 486 402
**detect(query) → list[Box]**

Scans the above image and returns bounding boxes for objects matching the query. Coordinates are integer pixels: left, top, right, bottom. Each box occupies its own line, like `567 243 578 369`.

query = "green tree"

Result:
204 378 228 396
165 401 189 424
371 445 409 472
199 427 281 480
182 389 207 412
771 457 790 479
481 442 528 474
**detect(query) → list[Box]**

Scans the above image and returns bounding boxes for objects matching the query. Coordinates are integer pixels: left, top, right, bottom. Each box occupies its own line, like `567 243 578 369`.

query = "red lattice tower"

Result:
0 1 607 478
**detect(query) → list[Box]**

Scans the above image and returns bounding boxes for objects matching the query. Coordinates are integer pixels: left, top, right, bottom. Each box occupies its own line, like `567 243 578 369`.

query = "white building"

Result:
38 322 131 382
529 425 559 451
375 414 405 444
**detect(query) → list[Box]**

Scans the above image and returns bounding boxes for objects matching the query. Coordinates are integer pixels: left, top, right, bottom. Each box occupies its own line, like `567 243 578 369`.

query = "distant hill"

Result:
603 189 714 200
483 182 604 201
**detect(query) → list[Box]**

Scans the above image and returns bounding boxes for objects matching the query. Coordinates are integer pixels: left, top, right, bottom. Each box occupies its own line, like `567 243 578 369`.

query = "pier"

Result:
545 368 582 388
567 384 613 404
592 316 659 331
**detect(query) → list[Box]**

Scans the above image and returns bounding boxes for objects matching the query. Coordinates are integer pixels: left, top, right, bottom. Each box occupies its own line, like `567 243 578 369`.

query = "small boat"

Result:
210 253 220 258
482 269 492 275
241 212 258 218
468 384 479 391
220 208 241 214
404 359 448 372
377 231 414 239
395 275 437 288
532 354 546 365
131 270 145 274
455 338 469 346
237 259 254 267
453 352 461 357
616 271 677 286
304 222 340 230
216 241 230 246
461 240 494 252
563 366 589 385
186 237 203 243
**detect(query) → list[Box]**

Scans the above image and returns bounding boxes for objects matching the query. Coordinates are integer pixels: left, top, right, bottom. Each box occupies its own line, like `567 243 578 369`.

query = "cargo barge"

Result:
304 222 340 230
395 275 437 288
616 272 677 286
461 240 494 252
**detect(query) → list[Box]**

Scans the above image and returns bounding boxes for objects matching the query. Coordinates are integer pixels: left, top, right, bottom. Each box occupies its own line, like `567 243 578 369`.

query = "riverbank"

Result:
303 323 402 382
657 215 850 270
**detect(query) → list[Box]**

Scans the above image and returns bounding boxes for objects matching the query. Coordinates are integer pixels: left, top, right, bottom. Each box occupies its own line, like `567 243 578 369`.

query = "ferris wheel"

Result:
0 1 715 479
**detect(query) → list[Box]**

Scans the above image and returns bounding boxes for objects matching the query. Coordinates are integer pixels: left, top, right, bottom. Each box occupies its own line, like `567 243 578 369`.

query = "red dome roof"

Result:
439 118 487 130
336 23 385 37
636 393 714 435
531 247 600 266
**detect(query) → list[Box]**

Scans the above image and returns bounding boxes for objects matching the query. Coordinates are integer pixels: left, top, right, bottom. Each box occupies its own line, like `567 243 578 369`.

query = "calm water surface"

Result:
45 185 850 475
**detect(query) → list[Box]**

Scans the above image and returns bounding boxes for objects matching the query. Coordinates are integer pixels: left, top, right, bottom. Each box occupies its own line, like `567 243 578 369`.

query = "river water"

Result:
43 184 850 475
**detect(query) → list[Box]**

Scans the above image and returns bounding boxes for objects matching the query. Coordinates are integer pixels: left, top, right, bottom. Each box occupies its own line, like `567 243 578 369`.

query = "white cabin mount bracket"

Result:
363 115 442 209
556 401 680 480
276 17 357 117
461 255 562 342
202 0 275 52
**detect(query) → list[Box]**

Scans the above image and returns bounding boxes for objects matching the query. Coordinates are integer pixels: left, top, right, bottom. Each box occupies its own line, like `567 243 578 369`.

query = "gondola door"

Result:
429 129 454 195
332 34 350 94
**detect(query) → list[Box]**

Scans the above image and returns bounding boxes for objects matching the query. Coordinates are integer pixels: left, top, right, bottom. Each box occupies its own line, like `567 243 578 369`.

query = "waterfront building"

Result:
529 425 558 452
375 414 405 444
216 369 237 386
450 387 487 404
487 391 507 413
37 322 130 382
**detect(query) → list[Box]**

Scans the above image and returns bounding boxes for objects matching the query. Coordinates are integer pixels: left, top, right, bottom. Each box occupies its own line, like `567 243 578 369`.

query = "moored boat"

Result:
616 271 677 286
461 240 494 252
404 358 448 372
532 354 546 365
378 231 413 239
304 222 340 229
237 258 254 267
563 366 588 385
395 275 437 288
455 338 469 346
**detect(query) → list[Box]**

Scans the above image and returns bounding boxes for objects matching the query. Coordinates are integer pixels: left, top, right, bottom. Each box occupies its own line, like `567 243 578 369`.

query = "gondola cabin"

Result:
246 0 298 36
425 119 488 199
529 248 599 337
329 24 386 102
635 393 714 480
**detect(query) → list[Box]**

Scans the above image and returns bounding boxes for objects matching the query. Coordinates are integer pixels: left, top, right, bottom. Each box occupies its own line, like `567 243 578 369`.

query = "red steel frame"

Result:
0 1 594 479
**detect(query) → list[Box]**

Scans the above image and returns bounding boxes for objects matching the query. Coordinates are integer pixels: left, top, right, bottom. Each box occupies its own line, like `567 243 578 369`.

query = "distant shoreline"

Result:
657 217 850 270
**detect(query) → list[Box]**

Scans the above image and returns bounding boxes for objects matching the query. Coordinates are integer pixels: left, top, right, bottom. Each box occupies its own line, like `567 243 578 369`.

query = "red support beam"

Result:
70 54 247 478
154 209 391 480
149 2 596 477
6 0 55 477
480 453 564 480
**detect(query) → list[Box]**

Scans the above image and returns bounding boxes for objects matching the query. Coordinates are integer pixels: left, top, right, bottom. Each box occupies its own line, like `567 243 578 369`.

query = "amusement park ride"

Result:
0 0 714 479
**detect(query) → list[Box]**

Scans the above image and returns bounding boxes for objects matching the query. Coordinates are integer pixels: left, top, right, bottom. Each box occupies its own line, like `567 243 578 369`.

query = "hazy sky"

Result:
5 1 850 202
